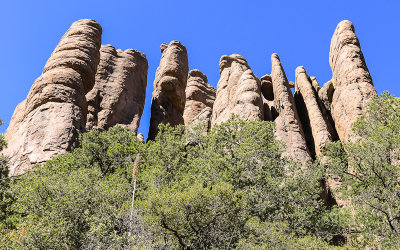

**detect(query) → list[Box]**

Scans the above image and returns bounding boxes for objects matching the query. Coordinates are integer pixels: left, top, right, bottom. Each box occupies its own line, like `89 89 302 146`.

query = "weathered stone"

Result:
318 80 335 112
183 69 216 126
148 41 189 140
295 66 333 157
187 106 213 134
2 19 102 176
211 54 263 126
310 76 321 92
329 20 377 142
86 44 148 133
271 54 311 164
260 74 277 121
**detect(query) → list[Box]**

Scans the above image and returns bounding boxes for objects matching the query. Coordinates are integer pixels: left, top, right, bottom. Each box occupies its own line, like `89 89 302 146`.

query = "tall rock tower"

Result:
211 54 264 127
86 44 148 133
329 20 377 142
3 19 102 175
147 41 189 140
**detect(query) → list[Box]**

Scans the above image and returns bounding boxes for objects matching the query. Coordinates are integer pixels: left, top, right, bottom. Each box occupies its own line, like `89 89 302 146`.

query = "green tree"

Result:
138 118 342 248
324 92 400 248
6 126 152 249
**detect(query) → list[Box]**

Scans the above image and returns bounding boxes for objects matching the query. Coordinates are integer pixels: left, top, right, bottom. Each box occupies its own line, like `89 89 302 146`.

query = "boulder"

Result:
211 54 263 126
329 20 377 142
2 19 102 175
271 53 311 164
86 44 148 133
183 69 216 126
148 41 189 140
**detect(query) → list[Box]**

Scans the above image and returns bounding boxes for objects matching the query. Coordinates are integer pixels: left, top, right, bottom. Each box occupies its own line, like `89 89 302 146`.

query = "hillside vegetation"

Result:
0 93 399 249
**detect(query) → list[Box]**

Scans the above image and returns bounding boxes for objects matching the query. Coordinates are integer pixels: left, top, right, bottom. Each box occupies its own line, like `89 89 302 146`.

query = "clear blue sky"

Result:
1 0 399 137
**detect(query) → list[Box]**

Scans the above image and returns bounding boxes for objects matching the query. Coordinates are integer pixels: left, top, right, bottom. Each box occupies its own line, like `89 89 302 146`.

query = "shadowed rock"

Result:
183 69 216 126
148 41 189 140
2 19 102 175
295 66 333 157
329 20 377 142
260 74 276 121
310 76 321 92
318 80 335 112
271 54 311 164
211 54 263 126
86 44 148 133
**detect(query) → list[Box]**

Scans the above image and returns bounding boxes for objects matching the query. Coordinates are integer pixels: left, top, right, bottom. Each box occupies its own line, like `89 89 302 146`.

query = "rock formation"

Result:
183 69 216 126
271 53 311 164
260 74 277 121
2 19 102 175
86 44 148 133
294 66 333 157
329 20 377 142
318 80 335 112
147 41 189 140
211 54 264 126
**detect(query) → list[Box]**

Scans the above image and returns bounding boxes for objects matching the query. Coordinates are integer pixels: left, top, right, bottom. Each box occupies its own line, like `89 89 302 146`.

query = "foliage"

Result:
323 92 400 248
3 126 151 249
138 118 341 248
0 117 363 248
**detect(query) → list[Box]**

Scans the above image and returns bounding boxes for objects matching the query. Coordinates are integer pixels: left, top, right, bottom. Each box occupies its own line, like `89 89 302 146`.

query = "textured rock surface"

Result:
310 76 321 93
260 74 277 121
86 44 148 133
183 69 216 126
295 66 333 157
187 106 213 134
2 19 102 175
329 20 377 142
211 54 263 126
271 54 311 164
148 41 189 140
318 80 335 112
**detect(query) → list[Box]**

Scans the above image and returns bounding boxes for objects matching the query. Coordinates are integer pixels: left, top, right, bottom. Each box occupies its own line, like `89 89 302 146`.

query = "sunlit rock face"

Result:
2 19 102 176
211 54 264 127
270 53 311 164
329 20 377 142
86 44 148 134
183 69 216 126
147 41 189 140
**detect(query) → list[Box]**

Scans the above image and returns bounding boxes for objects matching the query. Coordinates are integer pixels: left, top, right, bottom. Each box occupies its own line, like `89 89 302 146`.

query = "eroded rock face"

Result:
295 66 333 157
211 54 263 126
148 41 189 140
2 19 102 175
271 54 311 164
260 74 277 121
86 44 148 133
183 69 216 126
329 20 377 142
187 106 213 135
318 80 335 112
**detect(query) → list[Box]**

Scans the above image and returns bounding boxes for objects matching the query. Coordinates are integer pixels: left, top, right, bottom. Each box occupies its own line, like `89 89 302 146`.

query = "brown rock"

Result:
271 54 311 164
260 74 277 121
329 20 377 142
310 76 321 92
183 69 216 126
147 41 189 140
2 19 102 175
211 54 264 126
295 66 333 157
318 80 335 112
187 106 213 135
86 44 148 133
